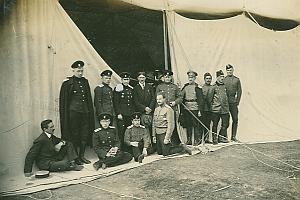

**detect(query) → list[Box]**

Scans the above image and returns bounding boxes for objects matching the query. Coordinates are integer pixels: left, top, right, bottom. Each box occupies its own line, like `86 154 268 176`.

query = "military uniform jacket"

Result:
124 125 151 148
59 76 95 144
223 75 242 105
94 83 114 116
133 83 156 113
24 133 62 173
113 84 135 116
207 81 229 114
93 126 120 159
181 82 205 111
156 82 183 110
202 84 214 112
152 104 175 141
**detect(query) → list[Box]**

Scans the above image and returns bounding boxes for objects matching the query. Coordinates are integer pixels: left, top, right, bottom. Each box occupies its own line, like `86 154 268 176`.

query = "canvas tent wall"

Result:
121 0 300 142
0 0 119 176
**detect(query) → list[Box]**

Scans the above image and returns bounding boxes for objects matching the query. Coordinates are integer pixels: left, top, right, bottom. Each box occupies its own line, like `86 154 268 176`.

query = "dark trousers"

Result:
69 111 89 146
98 151 132 167
128 142 152 161
202 111 212 141
211 113 230 141
156 133 183 156
48 142 77 172
171 110 181 145
117 115 132 151
229 103 239 139
186 110 203 143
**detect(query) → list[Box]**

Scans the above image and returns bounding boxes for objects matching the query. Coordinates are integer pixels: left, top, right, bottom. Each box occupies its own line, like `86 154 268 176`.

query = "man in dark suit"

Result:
59 60 95 164
24 120 83 177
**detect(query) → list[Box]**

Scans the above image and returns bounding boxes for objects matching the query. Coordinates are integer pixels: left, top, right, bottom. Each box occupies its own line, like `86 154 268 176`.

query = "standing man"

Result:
208 70 230 144
202 72 214 143
93 113 133 170
24 120 83 177
180 70 205 145
156 70 183 144
153 93 192 156
59 60 94 164
94 70 114 121
133 71 155 151
113 72 135 151
124 112 151 163
223 64 242 142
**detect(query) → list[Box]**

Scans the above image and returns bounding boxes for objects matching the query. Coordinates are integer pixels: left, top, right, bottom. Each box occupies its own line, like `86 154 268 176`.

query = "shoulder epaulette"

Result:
165 104 172 109
127 125 133 129
139 125 145 128
109 126 116 129
99 83 104 87
94 128 102 132
128 85 133 89
115 84 123 92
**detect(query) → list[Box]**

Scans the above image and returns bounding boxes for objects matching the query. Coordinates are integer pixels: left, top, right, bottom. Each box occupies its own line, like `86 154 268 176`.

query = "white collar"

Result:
139 82 145 88
44 131 52 138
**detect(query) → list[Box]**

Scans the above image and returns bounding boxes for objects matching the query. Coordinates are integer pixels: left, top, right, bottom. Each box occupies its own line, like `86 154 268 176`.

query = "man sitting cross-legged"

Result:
93 113 133 170
124 112 151 163
24 119 83 177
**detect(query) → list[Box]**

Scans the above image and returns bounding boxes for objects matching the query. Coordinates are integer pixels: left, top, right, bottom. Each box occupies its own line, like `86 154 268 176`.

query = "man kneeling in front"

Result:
93 113 133 170
24 119 83 177
153 93 192 156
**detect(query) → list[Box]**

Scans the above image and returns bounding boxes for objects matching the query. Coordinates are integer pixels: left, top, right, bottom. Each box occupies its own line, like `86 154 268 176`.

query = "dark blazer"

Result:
133 83 156 113
24 133 61 173
59 76 95 144
94 83 114 116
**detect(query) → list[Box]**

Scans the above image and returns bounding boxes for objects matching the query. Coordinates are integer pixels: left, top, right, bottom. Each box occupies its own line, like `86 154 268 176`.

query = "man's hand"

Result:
163 138 171 144
145 107 152 114
54 141 64 152
107 147 118 157
130 142 139 147
117 114 123 120
24 172 33 177
152 136 156 143
169 101 176 107
142 148 147 156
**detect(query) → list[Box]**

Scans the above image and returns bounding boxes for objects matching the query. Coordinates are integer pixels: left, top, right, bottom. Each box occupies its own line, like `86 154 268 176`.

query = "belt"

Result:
185 99 197 102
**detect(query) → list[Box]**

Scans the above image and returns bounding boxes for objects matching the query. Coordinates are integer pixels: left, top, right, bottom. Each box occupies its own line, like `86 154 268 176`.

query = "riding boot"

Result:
79 142 91 164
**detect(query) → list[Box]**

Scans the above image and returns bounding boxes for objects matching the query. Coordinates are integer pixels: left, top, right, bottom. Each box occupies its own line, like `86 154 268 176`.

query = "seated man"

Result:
93 113 133 170
153 93 192 156
124 112 151 163
24 119 83 177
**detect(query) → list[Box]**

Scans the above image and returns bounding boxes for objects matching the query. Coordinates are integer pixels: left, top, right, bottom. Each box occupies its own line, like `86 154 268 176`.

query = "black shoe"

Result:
218 139 229 143
137 154 144 163
93 161 100 171
205 140 213 144
181 144 192 155
101 163 107 170
75 158 84 165
69 163 83 171
231 138 239 142
80 157 91 164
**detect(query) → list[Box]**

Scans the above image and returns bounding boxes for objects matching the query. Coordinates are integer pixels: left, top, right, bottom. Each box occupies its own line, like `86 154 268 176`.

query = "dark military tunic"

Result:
113 84 135 117
93 126 132 167
124 125 151 148
223 75 242 105
94 83 114 116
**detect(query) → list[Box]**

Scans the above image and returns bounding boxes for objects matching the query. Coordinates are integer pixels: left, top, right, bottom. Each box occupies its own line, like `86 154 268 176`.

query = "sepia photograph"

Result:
0 0 299 199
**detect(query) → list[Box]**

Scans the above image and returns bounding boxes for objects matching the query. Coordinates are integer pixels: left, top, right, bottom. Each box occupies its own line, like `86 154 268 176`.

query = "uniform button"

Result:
82 90 84 92
128 104 130 105
80 85 83 88
82 94 85 97
82 100 85 102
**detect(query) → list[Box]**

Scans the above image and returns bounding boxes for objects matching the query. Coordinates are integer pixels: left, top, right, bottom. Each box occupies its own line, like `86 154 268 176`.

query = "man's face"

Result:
138 75 146 84
204 76 212 85
226 68 234 76
100 119 110 129
156 94 165 106
73 67 84 78
122 78 130 86
164 75 172 83
45 122 55 134
217 75 225 83
188 76 196 84
102 76 111 85
132 119 141 127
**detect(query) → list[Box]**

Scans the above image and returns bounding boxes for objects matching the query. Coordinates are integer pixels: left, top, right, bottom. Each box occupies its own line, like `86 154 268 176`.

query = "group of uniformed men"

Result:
24 60 242 176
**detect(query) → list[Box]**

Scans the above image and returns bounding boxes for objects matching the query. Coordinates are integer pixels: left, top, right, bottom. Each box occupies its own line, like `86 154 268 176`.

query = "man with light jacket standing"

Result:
208 70 230 144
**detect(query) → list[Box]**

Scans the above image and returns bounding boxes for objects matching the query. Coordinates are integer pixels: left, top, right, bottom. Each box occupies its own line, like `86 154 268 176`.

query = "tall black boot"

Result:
79 142 91 164
212 133 218 145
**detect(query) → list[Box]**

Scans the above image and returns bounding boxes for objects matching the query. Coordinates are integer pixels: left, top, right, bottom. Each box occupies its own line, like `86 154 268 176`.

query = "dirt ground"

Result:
3 140 300 200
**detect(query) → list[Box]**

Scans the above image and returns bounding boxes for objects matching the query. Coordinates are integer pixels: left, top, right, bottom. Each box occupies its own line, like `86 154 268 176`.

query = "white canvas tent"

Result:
120 0 300 142
0 0 119 177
